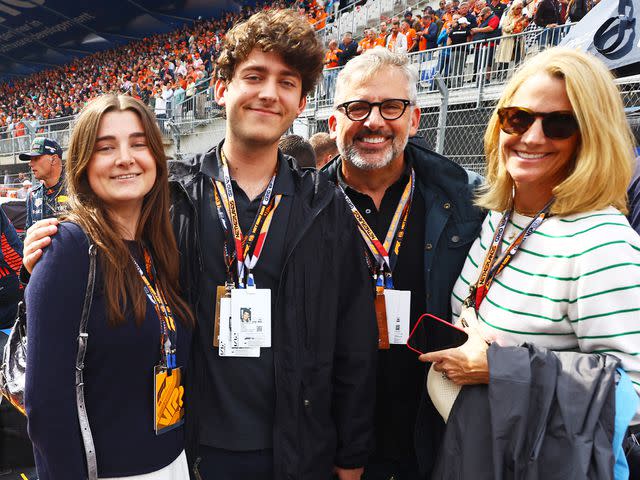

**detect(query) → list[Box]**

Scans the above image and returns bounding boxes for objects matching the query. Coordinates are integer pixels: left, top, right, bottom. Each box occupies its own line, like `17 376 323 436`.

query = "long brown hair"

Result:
64 94 193 327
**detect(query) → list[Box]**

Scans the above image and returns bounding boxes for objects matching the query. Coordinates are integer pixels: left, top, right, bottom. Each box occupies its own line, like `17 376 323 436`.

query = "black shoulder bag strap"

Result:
594 0 636 55
75 243 98 480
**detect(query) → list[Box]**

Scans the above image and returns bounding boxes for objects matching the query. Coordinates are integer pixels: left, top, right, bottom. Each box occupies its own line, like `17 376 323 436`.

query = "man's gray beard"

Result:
340 138 406 171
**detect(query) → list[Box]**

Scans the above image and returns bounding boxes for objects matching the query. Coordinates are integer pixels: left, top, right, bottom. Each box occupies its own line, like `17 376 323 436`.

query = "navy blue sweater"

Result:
25 223 191 479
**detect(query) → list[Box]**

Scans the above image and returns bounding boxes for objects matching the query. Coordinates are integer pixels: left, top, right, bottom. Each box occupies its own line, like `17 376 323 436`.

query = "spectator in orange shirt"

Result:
401 20 418 52
376 22 389 46
324 39 341 69
314 6 327 29
441 3 455 29
417 14 439 51
323 39 341 99
357 29 377 54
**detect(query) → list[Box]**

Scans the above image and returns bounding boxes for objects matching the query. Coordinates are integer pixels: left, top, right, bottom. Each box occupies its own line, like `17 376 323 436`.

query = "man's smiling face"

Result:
329 66 420 171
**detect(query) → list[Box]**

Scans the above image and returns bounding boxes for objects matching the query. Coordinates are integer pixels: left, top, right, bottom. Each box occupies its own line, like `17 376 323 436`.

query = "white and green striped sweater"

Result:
451 206 640 399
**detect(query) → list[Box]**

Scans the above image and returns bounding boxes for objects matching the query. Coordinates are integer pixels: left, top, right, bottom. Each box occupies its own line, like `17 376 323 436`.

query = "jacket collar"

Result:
323 137 474 200
330 153 413 198
200 139 295 196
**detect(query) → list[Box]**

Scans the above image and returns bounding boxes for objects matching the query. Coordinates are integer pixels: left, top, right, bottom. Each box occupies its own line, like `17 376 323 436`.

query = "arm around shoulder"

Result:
25 223 93 479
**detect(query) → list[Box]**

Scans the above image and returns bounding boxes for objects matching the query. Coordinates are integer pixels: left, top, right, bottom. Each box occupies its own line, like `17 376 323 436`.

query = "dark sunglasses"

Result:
337 99 413 121
497 106 579 139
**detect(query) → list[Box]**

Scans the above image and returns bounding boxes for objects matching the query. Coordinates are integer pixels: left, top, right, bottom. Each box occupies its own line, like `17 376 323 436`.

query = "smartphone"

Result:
406 313 469 355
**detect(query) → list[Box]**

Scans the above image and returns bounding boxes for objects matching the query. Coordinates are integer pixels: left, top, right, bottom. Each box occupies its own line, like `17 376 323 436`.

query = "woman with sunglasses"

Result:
421 47 640 465
24 95 193 479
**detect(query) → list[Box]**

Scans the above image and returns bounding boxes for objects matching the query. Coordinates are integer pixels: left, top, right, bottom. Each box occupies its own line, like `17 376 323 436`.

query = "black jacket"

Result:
168 145 378 479
534 0 561 27
337 41 358 66
324 138 484 474
434 344 620 479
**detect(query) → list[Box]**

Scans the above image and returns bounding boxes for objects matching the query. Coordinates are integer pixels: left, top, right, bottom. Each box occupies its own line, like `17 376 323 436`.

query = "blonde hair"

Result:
477 48 635 215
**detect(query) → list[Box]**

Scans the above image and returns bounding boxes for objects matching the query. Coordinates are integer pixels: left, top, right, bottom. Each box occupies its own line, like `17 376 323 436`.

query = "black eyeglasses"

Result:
336 99 413 121
497 106 579 139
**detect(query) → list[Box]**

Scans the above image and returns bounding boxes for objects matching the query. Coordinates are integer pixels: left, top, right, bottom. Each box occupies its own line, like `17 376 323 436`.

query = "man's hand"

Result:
334 466 364 480
23 218 59 273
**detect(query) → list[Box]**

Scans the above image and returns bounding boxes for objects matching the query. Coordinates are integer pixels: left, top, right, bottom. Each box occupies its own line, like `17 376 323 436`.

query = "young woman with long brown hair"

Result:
24 94 193 479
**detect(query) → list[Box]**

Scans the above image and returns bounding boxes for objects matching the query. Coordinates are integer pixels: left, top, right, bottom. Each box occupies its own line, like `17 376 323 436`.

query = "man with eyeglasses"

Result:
324 48 484 479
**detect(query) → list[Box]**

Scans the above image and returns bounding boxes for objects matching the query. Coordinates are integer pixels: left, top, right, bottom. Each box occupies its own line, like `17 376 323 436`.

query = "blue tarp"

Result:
0 0 240 82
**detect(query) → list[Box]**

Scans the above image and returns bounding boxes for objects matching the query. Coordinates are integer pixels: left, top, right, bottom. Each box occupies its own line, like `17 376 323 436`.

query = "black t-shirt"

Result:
197 158 293 451
449 25 471 45
338 153 428 462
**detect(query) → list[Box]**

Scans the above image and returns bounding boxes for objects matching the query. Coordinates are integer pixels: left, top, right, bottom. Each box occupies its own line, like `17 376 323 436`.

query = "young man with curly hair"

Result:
170 9 377 480
22 10 376 480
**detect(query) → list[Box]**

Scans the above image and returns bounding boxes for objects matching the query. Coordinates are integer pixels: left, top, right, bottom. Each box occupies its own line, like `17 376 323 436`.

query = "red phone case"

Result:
406 313 468 355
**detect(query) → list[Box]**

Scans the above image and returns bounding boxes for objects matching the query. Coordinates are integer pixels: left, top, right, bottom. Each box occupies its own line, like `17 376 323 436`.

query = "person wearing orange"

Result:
376 22 389 46
357 29 377 54
323 39 341 100
401 20 418 53
386 21 408 54
417 14 439 51
324 39 341 69
314 6 327 29
441 2 455 29
307 11 317 28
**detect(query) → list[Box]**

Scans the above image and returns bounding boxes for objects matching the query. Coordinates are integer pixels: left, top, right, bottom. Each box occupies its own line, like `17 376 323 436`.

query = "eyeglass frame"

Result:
336 99 414 121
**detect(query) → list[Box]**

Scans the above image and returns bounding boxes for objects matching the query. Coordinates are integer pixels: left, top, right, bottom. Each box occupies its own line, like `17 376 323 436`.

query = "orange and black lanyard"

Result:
340 168 415 290
472 199 553 309
131 248 178 369
212 149 281 288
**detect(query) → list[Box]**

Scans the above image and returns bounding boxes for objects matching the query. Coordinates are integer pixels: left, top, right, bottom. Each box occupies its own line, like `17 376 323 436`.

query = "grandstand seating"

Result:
0 0 591 164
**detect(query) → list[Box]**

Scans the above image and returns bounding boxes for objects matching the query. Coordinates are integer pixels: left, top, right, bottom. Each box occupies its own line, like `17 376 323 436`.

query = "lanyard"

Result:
212 149 281 288
473 199 553 309
341 168 415 289
131 248 177 369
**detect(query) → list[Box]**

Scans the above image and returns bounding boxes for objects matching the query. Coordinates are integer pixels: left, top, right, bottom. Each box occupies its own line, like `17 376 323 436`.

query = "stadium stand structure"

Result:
0 0 621 175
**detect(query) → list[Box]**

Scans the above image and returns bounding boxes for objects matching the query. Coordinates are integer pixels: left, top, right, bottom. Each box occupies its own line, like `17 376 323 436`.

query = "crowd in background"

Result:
322 0 599 88
0 1 296 138
0 0 597 141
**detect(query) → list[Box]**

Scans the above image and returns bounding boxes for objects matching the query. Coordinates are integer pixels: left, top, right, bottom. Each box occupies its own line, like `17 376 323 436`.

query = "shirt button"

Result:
304 399 311 408
443 202 451 210
425 243 433 250
451 235 460 243
365 208 372 214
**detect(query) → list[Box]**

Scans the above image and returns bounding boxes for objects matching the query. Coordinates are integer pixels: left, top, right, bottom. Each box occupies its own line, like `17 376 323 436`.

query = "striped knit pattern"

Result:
1 233 22 277
451 206 640 400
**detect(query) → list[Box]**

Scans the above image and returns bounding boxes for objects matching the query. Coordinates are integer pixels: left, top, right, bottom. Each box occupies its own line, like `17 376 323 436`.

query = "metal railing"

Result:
310 23 575 110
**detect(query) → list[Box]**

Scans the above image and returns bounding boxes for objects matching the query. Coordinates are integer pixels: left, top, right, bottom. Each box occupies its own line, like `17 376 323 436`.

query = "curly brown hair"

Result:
217 9 324 97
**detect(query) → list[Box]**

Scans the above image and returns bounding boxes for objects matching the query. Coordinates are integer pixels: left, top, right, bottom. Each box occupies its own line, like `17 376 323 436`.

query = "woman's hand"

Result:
419 328 490 385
